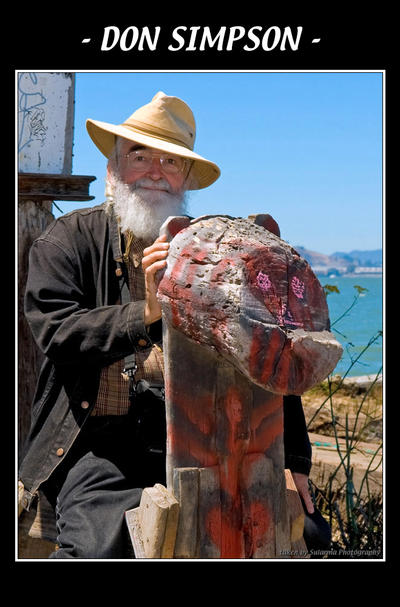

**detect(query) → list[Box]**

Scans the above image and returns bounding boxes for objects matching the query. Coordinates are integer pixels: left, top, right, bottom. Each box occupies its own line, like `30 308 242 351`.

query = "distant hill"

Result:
294 246 347 269
293 246 382 275
332 249 382 267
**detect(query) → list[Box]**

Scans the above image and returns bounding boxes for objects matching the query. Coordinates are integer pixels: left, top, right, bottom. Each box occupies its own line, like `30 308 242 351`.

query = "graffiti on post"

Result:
18 72 48 154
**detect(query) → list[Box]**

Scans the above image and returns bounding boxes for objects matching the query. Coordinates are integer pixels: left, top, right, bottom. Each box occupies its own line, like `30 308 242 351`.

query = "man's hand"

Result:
291 472 314 514
142 233 170 326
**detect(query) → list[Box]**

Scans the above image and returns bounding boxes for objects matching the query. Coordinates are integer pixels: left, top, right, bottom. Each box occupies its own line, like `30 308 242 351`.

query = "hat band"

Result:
121 118 193 151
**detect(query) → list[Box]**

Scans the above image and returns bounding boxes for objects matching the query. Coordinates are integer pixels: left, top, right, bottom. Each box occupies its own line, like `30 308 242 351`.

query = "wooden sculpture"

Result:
126 214 342 559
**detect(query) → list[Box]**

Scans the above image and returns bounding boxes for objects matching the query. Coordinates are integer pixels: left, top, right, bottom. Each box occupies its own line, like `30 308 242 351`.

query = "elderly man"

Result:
19 92 318 559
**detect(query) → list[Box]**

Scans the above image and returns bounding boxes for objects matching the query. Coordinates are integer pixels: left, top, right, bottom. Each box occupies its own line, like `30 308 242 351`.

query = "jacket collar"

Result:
107 204 124 264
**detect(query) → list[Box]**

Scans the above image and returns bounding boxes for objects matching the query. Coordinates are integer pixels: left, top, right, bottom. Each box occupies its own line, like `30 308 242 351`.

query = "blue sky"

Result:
59 71 383 256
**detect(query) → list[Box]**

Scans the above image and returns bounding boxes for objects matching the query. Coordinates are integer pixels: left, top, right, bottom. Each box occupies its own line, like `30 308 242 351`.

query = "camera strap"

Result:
115 257 138 398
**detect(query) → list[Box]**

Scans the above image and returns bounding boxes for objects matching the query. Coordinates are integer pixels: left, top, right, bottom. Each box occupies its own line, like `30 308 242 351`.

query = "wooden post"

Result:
18 199 54 462
17 176 96 462
172 468 200 558
17 72 96 559
162 328 291 558
17 71 96 460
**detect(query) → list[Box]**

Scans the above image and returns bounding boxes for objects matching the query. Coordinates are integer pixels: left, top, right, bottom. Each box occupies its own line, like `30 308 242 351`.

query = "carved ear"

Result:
248 214 281 237
159 215 192 241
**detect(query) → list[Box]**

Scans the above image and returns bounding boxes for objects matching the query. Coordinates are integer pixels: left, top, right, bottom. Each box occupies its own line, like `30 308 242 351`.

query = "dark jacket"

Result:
19 203 311 511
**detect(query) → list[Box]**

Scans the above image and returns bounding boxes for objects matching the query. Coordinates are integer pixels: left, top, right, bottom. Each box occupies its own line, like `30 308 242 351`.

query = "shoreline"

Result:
329 373 382 386
316 273 382 279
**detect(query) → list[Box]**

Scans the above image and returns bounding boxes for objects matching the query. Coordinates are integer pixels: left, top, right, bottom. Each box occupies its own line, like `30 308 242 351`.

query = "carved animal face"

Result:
157 214 343 395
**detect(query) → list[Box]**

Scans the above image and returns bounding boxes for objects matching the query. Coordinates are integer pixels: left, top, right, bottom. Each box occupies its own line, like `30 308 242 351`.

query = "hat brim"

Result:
86 119 220 190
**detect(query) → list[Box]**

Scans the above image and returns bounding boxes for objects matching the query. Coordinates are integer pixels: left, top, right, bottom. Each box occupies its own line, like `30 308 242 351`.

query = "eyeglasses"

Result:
121 148 188 175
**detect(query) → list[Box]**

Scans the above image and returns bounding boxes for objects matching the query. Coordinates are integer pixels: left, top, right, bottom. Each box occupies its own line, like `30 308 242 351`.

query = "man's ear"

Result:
105 164 116 199
106 163 114 185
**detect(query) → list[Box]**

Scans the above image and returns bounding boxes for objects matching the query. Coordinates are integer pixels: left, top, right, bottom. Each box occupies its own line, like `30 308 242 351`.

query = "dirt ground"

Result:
302 375 383 443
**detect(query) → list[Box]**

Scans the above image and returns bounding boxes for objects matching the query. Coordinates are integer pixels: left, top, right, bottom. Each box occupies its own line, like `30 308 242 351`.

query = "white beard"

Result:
111 176 188 242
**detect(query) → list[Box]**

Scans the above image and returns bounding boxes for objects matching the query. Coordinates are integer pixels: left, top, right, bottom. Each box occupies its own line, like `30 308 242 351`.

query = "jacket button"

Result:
81 400 90 409
138 339 148 347
115 267 123 277
56 448 64 457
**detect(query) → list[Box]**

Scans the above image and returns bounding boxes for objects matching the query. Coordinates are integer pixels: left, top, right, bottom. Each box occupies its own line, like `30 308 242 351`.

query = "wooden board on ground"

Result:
125 484 179 559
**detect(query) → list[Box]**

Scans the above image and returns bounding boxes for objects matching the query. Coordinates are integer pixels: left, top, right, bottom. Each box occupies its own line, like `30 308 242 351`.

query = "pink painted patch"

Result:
256 271 272 293
291 276 305 299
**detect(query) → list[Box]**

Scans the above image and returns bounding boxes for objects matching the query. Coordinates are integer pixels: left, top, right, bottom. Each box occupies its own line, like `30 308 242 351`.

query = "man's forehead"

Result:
117 138 184 159
118 138 145 153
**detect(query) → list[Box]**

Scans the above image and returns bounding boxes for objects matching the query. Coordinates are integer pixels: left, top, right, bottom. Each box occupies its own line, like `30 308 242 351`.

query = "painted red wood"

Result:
158 215 342 557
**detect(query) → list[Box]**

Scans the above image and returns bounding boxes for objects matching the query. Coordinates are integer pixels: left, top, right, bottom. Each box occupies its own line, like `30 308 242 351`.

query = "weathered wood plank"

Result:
18 172 96 201
18 481 25 517
197 466 221 558
173 467 199 558
138 485 179 558
125 508 146 559
240 453 277 558
126 484 179 559
155 484 180 558
139 487 167 558
284 469 309 558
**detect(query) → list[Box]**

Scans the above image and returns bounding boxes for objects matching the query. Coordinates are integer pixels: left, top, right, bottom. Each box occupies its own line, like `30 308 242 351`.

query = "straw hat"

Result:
86 91 221 190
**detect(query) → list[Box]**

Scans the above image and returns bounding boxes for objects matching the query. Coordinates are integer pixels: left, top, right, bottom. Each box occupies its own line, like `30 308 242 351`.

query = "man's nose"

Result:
146 157 163 180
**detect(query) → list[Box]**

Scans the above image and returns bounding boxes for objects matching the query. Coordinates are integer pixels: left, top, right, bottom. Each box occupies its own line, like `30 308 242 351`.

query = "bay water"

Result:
318 275 383 378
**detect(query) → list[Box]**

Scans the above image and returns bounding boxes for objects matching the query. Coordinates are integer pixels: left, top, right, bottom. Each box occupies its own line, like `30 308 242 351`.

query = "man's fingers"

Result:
143 233 168 255
142 237 168 276
144 258 168 278
142 248 169 270
301 492 315 515
142 235 169 326
143 241 169 256
292 472 315 514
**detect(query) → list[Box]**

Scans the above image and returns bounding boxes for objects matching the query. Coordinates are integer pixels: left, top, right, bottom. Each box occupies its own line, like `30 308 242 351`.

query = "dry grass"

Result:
301 374 383 559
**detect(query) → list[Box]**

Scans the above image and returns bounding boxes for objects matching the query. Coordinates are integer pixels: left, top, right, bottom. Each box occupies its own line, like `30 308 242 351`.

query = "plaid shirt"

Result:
92 237 164 416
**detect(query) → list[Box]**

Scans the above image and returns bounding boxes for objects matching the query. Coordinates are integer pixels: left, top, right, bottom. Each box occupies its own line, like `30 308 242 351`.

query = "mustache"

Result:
129 177 173 193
